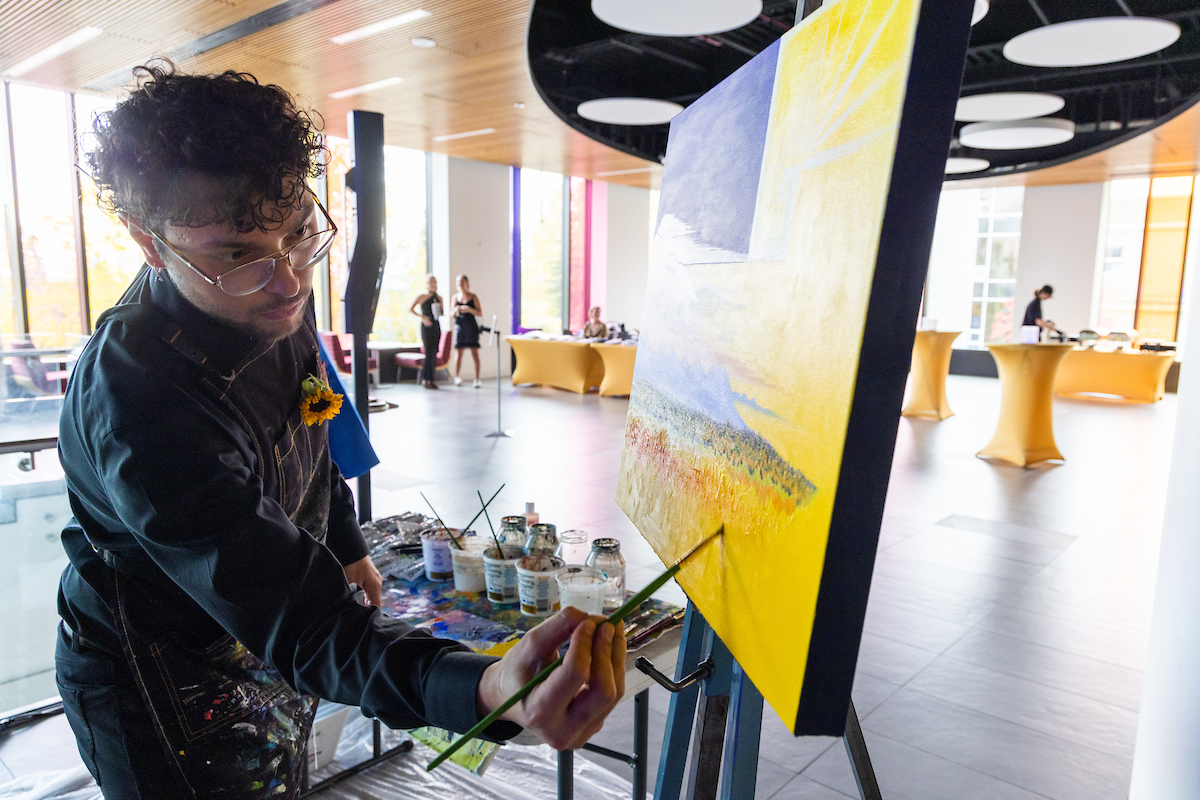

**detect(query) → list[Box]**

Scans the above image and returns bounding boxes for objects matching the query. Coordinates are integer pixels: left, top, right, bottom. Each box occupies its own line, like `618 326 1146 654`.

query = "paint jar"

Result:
516 554 565 617
482 545 527 606
586 538 626 611
556 566 607 615
500 516 528 547
449 536 490 593
420 527 461 581
525 523 558 555
556 529 591 565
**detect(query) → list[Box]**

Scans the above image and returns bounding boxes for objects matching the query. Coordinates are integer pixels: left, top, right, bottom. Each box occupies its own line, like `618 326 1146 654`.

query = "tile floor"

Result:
361 372 1174 800
0 373 1175 799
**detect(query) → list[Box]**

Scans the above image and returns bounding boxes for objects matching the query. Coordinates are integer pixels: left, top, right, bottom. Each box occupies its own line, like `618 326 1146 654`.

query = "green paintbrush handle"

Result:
426 562 682 771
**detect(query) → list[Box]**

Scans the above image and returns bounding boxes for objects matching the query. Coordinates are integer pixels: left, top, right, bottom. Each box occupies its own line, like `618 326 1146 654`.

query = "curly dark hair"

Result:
86 61 326 231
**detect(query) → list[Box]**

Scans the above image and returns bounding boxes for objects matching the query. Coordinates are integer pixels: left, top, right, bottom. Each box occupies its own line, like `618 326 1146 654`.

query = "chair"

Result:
396 330 453 382
319 331 379 385
7 338 68 395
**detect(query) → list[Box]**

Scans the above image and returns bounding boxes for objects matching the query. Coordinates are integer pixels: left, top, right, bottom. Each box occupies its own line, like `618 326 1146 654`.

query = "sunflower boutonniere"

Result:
300 360 343 427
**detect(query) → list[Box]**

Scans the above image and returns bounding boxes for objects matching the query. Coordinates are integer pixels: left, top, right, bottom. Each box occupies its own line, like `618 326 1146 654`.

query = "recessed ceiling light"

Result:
331 9 431 45
432 128 496 142
956 92 1064 122
592 0 761 37
411 36 436 48
959 118 1075 150
596 166 656 177
513 102 526 109
329 77 403 99
578 98 683 125
4 27 104 77
972 0 989 25
945 157 990 174
1003 17 1180 67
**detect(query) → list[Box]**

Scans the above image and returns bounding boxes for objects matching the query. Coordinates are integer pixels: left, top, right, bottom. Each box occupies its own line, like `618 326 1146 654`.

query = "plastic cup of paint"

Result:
450 536 490 593
516 555 565 617
555 566 607 615
420 527 460 581
483 545 528 605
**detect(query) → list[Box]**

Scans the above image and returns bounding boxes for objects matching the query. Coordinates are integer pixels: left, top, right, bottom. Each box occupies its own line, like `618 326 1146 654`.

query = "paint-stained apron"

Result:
96 301 334 798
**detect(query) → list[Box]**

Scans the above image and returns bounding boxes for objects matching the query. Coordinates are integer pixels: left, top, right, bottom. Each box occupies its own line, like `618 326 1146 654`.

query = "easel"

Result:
637 603 881 800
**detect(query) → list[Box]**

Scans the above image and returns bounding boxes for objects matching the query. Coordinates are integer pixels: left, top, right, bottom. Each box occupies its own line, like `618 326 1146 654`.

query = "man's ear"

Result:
119 214 167 271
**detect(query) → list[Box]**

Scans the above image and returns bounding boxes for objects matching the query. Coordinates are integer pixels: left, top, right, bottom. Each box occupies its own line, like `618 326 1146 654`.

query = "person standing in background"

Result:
582 306 607 339
1023 285 1057 338
410 274 443 388
450 274 483 388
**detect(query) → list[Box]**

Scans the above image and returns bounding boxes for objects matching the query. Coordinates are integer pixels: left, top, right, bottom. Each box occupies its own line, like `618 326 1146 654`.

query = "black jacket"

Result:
56 268 516 738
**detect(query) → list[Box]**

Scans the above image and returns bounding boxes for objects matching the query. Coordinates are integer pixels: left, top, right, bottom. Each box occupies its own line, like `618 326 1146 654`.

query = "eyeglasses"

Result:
149 195 338 297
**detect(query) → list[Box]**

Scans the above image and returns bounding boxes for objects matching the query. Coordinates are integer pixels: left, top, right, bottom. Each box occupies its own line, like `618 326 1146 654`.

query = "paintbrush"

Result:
477 490 505 553
419 491 464 549
427 525 724 771
461 484 506 536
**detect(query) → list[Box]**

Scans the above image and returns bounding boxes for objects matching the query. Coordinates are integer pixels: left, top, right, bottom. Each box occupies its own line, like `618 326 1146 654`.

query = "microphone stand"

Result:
482 315 513 438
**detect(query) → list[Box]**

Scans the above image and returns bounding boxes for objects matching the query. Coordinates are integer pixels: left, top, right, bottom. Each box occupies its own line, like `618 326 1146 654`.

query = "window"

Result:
1135 176 1194 341
324 138 352 334
969 187 1024 344
372 146 427 342
10 84 83 343
568 177 588 332
1096 179 1150 333
519 168 564 333
76 93 144 327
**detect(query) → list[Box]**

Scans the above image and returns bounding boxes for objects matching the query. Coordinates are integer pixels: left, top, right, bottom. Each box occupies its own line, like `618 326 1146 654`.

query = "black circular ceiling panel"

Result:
527 0 1200 180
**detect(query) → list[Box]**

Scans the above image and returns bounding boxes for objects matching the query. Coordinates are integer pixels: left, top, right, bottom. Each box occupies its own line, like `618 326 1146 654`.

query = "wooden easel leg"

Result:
719 663 763 800
843 700 882 800
655 603 709 800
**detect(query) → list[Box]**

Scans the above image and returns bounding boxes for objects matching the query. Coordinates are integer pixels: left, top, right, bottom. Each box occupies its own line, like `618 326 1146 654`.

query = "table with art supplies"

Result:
507 335 606 394
978 343 1074 467
353 509 685 800
1054 346 1176 402
591 342 638 397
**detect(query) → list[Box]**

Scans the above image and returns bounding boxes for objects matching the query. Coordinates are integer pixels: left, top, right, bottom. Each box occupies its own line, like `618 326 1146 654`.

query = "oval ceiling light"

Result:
972 0 989 25
956 92 1064 122
578 97 684 125
1003 17 1180 67
592 0 762 37
959 118 1075 150
945 157 991 174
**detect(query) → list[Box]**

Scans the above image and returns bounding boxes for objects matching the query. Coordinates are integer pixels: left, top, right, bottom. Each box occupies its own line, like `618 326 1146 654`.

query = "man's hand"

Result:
477 607 626 750
343 555 383 606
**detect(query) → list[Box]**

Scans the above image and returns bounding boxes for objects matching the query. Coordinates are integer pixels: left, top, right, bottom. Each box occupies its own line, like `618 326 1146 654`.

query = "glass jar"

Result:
585 538 626 611
525 522 558 555
556 529 591 566
499 516 527 547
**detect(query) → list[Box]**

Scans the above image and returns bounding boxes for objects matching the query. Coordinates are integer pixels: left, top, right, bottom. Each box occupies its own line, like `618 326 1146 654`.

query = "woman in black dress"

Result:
451 274 483 387
409 274 443 389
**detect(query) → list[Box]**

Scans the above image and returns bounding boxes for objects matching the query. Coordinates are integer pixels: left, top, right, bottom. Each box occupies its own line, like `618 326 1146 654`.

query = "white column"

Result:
1128 270 1200 796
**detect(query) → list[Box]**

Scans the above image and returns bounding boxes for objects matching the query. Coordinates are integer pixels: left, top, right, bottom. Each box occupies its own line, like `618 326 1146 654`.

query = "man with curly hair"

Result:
55 63 624 799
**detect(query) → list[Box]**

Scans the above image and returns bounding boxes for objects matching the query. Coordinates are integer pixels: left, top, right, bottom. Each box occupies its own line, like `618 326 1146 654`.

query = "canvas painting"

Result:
617 0 967 734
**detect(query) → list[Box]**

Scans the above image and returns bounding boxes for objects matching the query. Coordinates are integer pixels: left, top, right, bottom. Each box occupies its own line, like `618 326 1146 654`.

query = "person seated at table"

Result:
451 274 483 388
1023 285 1057 336
582 306 607 339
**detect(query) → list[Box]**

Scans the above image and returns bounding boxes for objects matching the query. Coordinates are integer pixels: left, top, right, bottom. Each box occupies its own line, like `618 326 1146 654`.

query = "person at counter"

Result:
451 274 483 388
411 274 444 389
55 62 625 799
582 306 608 339
1023 285 1058 337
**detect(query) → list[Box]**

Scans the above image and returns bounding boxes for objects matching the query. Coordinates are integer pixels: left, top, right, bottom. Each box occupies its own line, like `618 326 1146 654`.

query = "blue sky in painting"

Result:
655 38 779 262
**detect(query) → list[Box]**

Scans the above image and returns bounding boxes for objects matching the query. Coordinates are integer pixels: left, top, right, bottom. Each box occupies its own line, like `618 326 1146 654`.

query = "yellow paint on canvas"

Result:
617 0 923 732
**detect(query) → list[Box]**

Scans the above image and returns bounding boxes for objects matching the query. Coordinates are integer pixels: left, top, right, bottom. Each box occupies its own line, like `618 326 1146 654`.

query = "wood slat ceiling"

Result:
0 0 661 187
2 0 1196 189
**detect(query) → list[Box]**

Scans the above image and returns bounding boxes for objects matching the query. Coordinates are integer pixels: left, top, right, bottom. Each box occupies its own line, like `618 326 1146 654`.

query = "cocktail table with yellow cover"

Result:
901 331 961 420
591 342 637 396
978 343 1074 467
1054 347 1176 403
506 336 605 394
